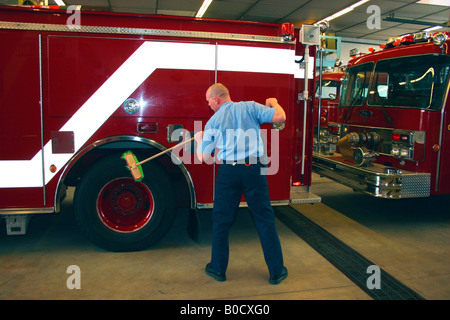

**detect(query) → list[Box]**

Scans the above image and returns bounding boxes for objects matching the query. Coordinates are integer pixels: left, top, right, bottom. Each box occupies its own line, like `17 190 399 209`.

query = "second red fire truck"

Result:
0 5 319 251
313 31 450 199
313 63 345 152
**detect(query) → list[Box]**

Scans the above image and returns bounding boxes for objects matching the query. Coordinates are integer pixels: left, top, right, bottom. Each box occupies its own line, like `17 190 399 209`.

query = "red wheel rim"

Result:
97 178 154 233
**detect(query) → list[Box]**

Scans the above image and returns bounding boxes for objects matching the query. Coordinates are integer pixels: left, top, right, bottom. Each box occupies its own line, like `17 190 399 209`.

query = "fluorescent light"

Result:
417 0 450 6
54 0 65 5
195 0 213 18
316 0 370 24
424 25 443 32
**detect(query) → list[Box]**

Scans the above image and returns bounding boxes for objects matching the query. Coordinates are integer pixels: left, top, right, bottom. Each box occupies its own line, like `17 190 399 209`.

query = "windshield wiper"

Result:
380 99 394 125
343 85 364 121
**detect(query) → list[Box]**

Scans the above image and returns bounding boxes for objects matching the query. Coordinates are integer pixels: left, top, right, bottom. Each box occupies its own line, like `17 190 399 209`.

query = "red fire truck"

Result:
0 5 319 251
313 31 450 199
313 65 345 152
314 67 345 126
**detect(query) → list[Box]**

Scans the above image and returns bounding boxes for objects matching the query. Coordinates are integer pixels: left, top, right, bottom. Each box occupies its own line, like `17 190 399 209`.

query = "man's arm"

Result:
266 98 286 123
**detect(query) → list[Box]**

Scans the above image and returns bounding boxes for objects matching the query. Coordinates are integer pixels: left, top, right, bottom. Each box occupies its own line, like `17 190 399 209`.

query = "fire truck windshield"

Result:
340 62 373 108
340 62 373 121
340 54 450 112
368 54 450 111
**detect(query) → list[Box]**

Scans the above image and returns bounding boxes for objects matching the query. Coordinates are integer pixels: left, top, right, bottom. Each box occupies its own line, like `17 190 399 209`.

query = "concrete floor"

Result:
0 173 449 300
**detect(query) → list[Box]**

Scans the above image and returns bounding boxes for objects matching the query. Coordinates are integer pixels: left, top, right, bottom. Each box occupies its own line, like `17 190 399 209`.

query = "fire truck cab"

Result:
0 6 319 251
313 31 450 199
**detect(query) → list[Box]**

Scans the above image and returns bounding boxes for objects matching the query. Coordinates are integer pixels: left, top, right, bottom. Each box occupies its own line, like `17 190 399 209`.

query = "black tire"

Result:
74 154 176 251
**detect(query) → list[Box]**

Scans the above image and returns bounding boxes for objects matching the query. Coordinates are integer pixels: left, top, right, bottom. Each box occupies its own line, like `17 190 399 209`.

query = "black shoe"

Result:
205 263 226 282
269 267 288 285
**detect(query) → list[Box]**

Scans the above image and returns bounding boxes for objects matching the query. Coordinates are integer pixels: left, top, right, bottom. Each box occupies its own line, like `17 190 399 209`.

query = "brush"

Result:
123 137 195 181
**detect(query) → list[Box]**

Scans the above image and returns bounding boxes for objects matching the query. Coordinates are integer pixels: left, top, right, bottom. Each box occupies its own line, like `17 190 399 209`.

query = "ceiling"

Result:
2 0 449 41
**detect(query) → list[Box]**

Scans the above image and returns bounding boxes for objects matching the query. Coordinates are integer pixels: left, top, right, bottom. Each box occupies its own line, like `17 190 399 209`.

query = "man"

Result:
195 83 287 285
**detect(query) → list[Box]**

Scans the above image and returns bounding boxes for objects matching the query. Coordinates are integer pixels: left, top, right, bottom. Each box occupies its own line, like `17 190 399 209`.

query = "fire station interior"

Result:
1 0 449 302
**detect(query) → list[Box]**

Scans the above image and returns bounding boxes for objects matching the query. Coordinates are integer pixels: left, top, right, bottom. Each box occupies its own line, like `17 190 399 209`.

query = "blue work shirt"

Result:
200 101 275 162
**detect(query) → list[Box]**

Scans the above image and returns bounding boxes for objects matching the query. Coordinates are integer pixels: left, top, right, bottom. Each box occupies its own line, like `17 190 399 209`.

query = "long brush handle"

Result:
133 137 195 167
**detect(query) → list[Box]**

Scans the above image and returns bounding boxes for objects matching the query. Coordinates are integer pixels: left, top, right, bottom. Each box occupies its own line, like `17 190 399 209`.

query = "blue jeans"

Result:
210 162 284 277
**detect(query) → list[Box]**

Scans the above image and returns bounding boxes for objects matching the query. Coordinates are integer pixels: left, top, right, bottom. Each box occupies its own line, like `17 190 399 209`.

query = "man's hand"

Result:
265 98 278 108
194 131 204 143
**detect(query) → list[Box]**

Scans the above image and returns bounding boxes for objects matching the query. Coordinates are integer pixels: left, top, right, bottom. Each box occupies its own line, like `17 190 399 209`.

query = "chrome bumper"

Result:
313 153 430 199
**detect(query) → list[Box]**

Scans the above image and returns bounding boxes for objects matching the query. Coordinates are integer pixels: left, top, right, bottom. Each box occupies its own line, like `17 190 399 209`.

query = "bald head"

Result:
207 83 230 100
206 83 231 112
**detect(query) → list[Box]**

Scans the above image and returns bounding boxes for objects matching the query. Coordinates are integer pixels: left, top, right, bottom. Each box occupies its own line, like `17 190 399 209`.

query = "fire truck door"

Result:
0 32 46 208
215 44 294 202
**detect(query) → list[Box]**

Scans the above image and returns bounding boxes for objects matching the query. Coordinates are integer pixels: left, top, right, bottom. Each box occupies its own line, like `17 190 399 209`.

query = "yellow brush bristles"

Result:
122 151 144 181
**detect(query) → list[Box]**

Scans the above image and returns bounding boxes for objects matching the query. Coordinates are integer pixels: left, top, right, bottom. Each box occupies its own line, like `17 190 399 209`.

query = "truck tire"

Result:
74 154 176 251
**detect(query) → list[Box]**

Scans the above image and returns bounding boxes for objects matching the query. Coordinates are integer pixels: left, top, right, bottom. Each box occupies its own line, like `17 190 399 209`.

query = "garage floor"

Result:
0 173 449 300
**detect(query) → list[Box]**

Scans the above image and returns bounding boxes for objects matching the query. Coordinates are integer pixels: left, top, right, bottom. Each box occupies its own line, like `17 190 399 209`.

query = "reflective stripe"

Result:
218 44 295 75
0 160 44 188
0 21 293 45
0 41 300 188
